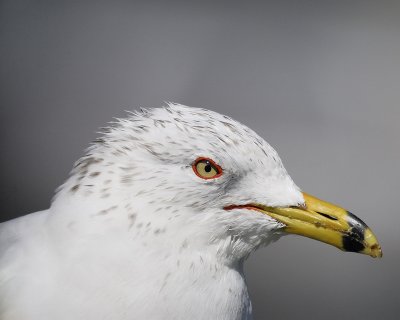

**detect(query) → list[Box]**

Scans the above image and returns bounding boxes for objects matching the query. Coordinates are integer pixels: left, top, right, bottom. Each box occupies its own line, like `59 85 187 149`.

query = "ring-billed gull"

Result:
0 103 382 320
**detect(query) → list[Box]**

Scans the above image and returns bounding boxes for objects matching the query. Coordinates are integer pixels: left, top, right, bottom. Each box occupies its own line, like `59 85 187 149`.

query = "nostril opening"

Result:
317 212 338 221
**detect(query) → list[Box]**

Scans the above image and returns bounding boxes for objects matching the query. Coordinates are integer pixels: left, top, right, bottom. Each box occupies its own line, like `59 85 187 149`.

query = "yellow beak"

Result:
259 192 382 258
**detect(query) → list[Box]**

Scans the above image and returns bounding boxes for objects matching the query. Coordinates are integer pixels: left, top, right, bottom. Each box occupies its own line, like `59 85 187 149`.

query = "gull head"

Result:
53 103 382 262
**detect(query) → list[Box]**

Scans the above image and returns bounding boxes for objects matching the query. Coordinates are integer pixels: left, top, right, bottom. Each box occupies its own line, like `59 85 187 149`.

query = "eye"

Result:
192 157 223 180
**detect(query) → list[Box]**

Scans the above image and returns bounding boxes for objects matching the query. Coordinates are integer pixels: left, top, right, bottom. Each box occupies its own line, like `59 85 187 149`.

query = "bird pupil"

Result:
204 163 212 173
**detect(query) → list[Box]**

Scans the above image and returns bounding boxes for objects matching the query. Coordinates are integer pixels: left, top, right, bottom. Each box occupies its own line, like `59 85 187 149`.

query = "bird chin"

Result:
214 210 285 261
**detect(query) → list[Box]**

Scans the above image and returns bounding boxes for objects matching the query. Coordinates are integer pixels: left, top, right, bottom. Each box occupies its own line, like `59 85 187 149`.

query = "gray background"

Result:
1 0 399 319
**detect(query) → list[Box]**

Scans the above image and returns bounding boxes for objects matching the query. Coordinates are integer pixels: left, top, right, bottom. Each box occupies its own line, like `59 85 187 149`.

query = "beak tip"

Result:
363 228 383 258
369 244 383 258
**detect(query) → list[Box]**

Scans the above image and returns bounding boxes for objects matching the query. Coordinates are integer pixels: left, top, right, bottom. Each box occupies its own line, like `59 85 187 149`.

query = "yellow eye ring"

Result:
192 157 223 180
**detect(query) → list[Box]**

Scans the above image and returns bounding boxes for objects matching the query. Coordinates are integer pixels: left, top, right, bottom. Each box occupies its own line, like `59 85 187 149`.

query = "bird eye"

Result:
192 157 223 179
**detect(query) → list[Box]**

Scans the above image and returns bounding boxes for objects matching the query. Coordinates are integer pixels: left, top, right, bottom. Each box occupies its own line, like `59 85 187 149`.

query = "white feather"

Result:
0 103 304 320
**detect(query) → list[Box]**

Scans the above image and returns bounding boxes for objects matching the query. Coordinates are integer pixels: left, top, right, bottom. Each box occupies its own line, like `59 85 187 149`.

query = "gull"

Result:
0 103 382 320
